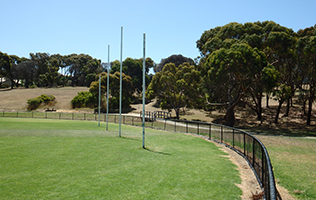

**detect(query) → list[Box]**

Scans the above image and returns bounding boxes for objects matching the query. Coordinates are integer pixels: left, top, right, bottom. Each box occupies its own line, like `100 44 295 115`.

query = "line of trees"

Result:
0 52 103 88
1 21 315 126
147 21 316 126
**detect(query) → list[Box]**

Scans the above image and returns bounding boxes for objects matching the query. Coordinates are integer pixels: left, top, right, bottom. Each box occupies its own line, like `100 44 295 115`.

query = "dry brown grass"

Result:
0 87 89 112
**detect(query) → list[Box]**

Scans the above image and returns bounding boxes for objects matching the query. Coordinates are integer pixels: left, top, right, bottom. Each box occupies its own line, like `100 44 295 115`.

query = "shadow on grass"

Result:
143 147 171 156
121 136 141 141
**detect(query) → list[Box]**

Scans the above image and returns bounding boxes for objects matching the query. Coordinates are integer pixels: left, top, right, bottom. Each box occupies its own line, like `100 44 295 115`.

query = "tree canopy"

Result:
154 54 195 73
146 62 201 119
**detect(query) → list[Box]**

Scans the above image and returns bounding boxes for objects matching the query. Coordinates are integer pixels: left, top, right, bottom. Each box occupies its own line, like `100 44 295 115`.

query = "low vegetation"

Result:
257 135 316 199
71 91 96 109
27 94 56 110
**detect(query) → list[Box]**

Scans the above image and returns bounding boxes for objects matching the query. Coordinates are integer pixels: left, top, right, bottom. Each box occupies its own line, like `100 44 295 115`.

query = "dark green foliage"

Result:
71 91 96 109
27 94 56 110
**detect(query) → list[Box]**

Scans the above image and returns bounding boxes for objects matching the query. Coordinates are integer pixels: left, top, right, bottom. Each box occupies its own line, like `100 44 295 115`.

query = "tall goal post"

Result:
119 26 123 137
142 33 146 149
106 45 110 131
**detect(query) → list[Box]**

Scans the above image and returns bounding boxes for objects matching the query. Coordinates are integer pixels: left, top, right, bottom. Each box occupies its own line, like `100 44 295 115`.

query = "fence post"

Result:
174 120 176 132
59 113 61 119
209 124 211 139
262 147 265 186
164 119 166 130
72 113 74 120
197 123 199 135
221 126 223 143
253 138 256 167
186 121 188 133
17 111 18 118
114 115 116 123
84 113 86 120
32 112 33 118
2 111 4 117
232 129 235 148
243 132 246 155
45 112 47 119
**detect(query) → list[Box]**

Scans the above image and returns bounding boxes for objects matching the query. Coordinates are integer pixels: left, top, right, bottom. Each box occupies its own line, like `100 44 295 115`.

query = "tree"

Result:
154 54 195 73
146 62 201 119
203 42 273 126
0 52 14 89
197 21 298 124
89 72 133 110
15 60 37 88
110 57 153 92
297 28 316 125
30 52 51 86
64 54 102 87
265 29 299 118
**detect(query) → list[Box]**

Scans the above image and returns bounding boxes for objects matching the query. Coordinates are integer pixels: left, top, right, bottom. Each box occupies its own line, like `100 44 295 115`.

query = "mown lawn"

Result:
0 118 242 199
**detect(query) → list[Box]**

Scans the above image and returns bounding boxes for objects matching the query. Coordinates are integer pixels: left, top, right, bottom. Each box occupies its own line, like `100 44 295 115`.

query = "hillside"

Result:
0 87 315 135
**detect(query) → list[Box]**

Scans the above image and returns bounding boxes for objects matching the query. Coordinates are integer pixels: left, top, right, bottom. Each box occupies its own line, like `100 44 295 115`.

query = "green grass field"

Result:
0 118 242 199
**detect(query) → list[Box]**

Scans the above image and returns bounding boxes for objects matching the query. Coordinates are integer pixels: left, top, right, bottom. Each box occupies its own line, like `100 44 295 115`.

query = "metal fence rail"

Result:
0 111 281 200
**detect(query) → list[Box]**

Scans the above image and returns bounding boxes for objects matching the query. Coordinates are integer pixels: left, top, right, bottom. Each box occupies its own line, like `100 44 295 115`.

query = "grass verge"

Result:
256 135 316 199
0 118 242 199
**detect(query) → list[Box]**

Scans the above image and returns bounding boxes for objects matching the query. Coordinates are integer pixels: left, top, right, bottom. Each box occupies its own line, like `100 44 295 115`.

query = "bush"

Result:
40 94 56 103
0 83 10 88
27 94 56 110
71 92 97 109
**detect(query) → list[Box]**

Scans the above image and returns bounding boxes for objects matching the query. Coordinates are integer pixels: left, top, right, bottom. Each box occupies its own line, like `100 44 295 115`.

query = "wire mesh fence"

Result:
0 111 281 200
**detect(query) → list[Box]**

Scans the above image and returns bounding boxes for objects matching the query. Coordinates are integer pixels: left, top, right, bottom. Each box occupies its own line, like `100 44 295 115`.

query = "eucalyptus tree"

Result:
154 54 195 73
146 62 201 119
110 57 154 93
197 22 282 125
297 25 316 125
0 52 13 89
89 72 133 110
64 54 102 86
203 42 276 126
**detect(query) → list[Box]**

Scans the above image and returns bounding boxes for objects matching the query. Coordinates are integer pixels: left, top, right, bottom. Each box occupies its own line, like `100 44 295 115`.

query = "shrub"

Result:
71 91 97 109
27 94 56 110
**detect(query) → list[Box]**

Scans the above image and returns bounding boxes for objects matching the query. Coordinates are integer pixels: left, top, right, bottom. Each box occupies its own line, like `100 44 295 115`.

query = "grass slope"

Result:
0 118 242 199
257 135 316 199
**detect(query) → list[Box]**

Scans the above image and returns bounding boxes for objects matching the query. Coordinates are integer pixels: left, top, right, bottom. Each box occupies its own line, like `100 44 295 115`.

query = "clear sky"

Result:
1 0 315 66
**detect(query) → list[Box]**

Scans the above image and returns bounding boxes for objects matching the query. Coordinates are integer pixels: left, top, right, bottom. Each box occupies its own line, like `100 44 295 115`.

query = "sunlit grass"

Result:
257 135 316 199
0 118 242 199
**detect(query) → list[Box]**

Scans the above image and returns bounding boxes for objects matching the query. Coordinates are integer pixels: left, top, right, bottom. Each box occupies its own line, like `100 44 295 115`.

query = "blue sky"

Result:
1 0 316 67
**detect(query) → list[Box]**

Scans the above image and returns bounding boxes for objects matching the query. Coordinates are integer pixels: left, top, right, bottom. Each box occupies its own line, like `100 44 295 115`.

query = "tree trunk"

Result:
175 108 180 119
266 93 269 108
284 98 290 117
224 105 235 127
274 101 283 124
307 86 314 125
257 92 263 121
257 101 262 121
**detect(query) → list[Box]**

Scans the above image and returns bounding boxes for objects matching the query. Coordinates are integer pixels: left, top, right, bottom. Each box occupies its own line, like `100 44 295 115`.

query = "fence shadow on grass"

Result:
143 147 171 156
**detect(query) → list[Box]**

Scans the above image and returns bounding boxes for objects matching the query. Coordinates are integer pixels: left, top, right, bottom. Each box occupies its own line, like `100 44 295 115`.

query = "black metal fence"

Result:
0 111 281 200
